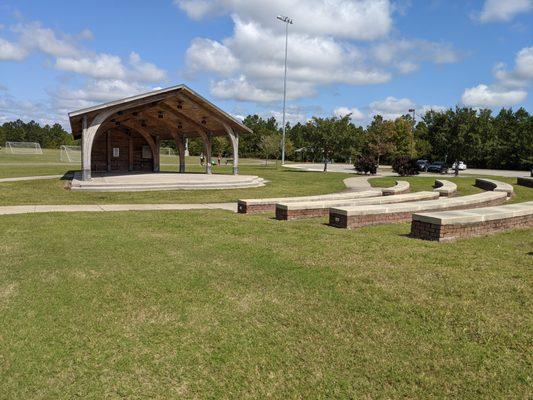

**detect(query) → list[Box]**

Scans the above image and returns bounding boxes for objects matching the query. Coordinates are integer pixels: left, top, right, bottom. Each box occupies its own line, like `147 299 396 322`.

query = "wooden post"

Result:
128 134 133 171
81 115 91 180
205 132 212 174
106 131 111 172
176 135 186 173
154 135 160 172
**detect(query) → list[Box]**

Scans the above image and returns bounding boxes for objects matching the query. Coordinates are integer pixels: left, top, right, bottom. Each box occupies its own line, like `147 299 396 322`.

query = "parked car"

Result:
416 159 430 171
451 161 467 171
427 161 448 174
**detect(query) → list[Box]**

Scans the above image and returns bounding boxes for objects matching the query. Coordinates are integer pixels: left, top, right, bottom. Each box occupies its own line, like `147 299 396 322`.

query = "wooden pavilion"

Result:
69 85 251 180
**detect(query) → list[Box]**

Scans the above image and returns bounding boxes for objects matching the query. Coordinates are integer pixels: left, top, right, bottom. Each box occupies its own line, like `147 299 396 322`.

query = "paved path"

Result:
0 203 237 216
0 174 64 183
286 163 529 178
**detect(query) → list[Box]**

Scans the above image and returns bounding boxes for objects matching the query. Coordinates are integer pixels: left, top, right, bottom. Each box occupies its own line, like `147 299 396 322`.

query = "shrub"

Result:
392 156 419 176
354 155 377 175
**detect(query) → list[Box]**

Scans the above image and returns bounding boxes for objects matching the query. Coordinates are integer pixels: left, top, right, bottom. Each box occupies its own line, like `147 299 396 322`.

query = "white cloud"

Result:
175 0 393 40
0 37 27 60
372 39 460 74
461 84 527 107
477 0 532 22
55 53 126 79
128 52 167 81
1 21 166 84
185 16 391 103
462 46 532 107
210 75 316 102
186 38 239 75
182 5 458 103
333 106 365 120
369 96 414 119
14 22 80 57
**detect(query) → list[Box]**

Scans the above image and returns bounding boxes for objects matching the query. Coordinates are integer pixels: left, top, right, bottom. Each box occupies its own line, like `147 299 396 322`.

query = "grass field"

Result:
1 210 532 398
1 155 532 398
0 148 264 179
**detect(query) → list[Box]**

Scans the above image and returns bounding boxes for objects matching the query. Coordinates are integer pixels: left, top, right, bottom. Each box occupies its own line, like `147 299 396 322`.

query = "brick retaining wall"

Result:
410 214 533 241
329 196 507 229
237 201 275 214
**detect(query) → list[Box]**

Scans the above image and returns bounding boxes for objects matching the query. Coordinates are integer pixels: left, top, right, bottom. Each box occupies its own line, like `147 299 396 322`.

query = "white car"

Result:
451 161 467 171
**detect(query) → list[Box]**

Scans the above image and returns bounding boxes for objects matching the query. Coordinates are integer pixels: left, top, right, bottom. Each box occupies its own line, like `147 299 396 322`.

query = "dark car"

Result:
427 161 448 174
416 159 430 171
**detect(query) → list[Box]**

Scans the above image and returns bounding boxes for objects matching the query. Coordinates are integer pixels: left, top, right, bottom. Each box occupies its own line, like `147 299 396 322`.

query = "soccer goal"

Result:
160 147 177 157
5 141 43 155
60 145 82 163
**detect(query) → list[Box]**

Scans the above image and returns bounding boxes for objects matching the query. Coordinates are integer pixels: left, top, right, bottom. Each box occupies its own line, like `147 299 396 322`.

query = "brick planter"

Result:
410 215 533 241
329 195 507 229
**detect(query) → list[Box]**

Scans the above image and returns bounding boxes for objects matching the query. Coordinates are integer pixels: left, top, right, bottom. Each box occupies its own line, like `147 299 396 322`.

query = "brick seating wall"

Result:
237 201 275 214
410 214 533 241
329 195 507 229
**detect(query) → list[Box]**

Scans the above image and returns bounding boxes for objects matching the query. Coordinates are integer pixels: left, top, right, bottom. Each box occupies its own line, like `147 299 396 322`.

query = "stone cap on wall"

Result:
433 179 457 196
238 189 382 207
413 201 533 225
330 191 507 217
382 180 410 195
277 191 438 211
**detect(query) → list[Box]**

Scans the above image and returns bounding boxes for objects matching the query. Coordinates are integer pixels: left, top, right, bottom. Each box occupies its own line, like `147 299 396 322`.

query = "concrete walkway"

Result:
0 174 64 183
0 203 237 216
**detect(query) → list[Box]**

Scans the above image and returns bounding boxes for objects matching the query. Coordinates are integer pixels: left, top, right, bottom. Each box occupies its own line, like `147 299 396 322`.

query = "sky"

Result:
0 0 532 130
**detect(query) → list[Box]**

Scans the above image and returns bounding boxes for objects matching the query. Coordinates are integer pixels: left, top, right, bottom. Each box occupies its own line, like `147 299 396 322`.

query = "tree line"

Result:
0 119 77 149
238 107 532 171
1 107 531 171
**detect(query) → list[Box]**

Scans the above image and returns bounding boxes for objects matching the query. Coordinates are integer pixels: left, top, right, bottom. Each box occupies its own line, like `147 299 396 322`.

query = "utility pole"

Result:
277 15 293 165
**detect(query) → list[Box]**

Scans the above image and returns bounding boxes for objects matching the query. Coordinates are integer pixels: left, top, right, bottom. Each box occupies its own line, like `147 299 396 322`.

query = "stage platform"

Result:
69 172 266 192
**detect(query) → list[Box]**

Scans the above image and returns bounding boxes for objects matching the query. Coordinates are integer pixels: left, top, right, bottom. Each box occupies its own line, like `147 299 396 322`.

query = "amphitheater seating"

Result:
275 191 439 220
329 191 508 229
475 178 514 197
517 176 533 188
382 180 410 196
410 201 533 241
237 189 382 214
433 179 457 197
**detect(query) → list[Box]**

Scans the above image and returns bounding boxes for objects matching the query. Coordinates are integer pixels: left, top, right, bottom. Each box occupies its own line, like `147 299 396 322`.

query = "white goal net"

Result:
160 147 177 157
60 145 81 163
5 141 43 154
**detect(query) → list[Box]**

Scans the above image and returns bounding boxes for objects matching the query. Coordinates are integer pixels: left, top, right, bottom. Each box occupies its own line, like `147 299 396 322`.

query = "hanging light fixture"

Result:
178 122 183 129
158 111 164 119
201 117 207 125
177 101 183 109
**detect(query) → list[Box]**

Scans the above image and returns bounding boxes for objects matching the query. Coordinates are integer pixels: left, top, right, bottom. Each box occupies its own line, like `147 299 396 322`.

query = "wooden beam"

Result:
157 103 210 135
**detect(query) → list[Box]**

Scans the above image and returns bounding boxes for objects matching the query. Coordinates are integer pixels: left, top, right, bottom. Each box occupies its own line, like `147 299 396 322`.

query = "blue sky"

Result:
0 0 531 129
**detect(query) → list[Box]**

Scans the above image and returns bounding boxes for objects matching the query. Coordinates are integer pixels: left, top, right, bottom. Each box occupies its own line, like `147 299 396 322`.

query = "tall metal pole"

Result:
277 15 292 165
281 21 288 165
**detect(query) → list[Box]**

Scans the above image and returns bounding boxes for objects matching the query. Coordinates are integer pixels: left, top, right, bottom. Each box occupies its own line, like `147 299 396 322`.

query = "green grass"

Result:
0 148 264 178
1 210 531 398
369 175 533 203
0 165 349 206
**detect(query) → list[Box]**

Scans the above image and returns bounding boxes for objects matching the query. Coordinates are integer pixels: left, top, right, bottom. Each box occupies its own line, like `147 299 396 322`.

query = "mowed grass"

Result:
0 209 531 398
0 165 349 206
369 175 533 203
0 147 265 179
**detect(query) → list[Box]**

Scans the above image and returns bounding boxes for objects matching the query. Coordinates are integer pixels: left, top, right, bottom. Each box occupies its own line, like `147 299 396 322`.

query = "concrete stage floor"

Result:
69 172 266 192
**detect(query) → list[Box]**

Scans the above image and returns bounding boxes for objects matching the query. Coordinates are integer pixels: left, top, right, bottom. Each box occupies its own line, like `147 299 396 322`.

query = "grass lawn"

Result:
1 209 531 398
369 175 533 203
0 165 349 206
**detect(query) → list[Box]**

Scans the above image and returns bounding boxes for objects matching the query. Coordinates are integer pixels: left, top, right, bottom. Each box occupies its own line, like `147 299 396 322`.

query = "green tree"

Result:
259 134 281 165
306 115 360 172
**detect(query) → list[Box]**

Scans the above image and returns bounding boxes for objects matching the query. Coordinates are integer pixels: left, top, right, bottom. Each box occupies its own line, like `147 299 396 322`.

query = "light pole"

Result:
408 108 416 125
277 15 293 165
